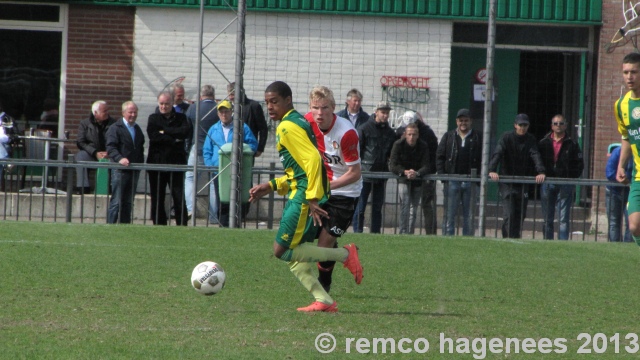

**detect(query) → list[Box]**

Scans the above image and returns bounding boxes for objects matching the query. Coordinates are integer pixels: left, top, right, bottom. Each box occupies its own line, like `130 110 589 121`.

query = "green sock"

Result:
634 235 640 247
289 261 333 305
282 243 348 263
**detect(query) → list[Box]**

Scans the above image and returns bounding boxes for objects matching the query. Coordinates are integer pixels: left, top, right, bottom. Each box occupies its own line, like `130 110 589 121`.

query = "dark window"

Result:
454 23 590 48
0 4 60 22
0 29 62 136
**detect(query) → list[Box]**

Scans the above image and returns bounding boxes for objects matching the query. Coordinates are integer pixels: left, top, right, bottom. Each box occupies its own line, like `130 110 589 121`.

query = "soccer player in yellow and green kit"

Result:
615 52 640 246
249 81 363 312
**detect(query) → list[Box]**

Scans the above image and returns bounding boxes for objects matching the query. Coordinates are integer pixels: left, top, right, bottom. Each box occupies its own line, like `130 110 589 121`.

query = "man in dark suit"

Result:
227 82 268 159
105 101 145 224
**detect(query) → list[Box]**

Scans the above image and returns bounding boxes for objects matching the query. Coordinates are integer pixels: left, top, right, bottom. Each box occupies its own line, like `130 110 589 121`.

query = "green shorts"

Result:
276 200 318 249
629 182 640 215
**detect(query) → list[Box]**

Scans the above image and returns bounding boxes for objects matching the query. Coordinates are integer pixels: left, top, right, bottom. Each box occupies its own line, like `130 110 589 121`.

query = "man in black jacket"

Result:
538 114 583 240
389 123 429 234
227 82 269 159
436 109 483 236
352 100 397 233
147 91 192 226
105 101 145 224
336 88 369 130
488 113 546 238
76 100 116 194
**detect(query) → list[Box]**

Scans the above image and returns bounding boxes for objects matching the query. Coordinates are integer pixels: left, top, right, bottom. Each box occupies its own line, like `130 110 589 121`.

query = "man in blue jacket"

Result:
606 144 633 242
202 100 258 227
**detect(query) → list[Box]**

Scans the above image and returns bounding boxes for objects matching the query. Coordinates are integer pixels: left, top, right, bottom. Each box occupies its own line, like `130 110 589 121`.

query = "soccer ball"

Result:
191 261 226 296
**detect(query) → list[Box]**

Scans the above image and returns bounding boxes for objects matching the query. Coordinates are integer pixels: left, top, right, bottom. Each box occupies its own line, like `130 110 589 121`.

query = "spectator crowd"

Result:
11 82 637 242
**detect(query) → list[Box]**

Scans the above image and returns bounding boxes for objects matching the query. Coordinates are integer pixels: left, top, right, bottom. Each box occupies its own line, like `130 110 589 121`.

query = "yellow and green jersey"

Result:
615 91 640 181
269 109 329 204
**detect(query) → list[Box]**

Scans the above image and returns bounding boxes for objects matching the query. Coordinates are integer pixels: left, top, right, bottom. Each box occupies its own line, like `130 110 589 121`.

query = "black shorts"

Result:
319 195 358 238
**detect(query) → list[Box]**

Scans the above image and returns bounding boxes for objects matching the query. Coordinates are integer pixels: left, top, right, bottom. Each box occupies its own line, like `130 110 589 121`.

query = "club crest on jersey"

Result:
332 141 339 149
634 107 640 120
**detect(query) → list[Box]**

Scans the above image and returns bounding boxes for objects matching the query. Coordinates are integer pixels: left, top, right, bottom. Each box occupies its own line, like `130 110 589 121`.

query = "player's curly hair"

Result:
265 81 292 99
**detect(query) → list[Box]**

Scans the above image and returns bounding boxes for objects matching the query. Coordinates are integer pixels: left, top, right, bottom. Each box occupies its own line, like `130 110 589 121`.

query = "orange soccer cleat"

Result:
342 243 363 284
297 301 338 313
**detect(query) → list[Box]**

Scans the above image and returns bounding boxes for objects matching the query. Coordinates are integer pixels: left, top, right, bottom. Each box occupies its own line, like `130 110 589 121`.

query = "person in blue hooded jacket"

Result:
606 144 633 242
202 100 257 227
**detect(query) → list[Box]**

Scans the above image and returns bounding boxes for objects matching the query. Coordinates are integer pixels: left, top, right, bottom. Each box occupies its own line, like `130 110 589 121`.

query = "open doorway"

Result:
518 52 564 139
518 51 583 143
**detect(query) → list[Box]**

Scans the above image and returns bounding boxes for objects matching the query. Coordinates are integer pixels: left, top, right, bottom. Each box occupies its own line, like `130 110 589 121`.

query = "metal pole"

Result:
191 0 205 226
478 0 497 237
229 0 246 228
66 154 74 222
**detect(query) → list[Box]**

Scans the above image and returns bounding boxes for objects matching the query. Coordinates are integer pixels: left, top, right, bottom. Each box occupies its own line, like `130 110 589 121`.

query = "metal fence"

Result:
0 157 628 242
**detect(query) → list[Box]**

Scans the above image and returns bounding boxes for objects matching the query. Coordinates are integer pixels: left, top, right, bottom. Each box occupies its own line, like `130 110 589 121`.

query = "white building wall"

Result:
133 7 453 166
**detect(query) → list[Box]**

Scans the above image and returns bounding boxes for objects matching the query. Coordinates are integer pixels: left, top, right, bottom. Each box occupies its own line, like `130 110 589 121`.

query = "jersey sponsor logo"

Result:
323 152 344 165
629 127 640 141
330 226 344 235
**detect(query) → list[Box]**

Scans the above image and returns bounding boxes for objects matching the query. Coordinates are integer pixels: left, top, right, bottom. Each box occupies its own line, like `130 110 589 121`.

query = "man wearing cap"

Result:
336 88 370 130
488 113 546 238
202 100 258 227
352 100 398 233
436 109 483 236
538 114 583 240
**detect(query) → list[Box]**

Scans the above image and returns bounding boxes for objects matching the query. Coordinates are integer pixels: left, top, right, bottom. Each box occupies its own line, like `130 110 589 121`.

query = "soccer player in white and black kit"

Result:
304 85 363 292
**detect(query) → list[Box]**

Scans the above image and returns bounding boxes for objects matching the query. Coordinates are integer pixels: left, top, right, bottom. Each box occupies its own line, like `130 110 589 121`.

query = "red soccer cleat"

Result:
297 301 338 313
343 243 363 284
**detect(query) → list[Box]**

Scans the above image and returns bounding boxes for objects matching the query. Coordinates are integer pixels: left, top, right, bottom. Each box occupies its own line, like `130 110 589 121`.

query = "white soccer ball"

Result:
191 261 226 296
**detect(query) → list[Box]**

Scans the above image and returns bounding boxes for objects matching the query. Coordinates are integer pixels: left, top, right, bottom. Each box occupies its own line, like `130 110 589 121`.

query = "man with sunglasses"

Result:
538 115 584 240
488 114 546 238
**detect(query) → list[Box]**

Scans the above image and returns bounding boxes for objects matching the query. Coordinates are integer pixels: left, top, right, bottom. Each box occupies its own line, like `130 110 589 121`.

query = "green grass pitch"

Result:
1 222 639 359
